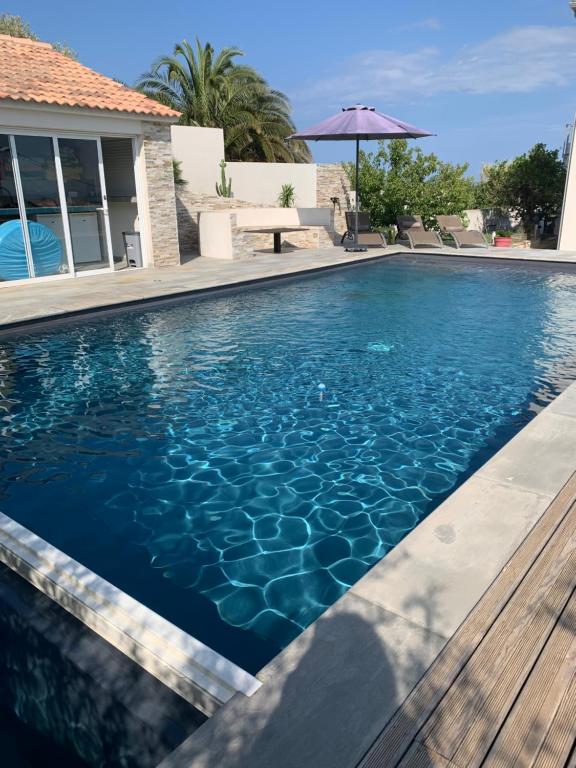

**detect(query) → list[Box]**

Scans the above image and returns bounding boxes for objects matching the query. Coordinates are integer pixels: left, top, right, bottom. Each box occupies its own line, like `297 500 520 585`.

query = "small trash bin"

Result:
123 231 142 268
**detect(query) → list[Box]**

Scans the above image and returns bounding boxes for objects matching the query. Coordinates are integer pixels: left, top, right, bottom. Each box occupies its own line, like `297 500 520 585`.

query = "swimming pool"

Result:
1 254 576 673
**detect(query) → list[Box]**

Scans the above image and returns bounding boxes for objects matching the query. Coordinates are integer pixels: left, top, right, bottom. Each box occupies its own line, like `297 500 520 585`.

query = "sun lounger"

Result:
436 215 488 249
341 212 387 247
397 215 443 249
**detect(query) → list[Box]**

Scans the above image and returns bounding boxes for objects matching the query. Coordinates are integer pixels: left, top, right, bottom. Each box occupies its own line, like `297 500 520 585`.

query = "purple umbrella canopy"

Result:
288 104 434 251
288 103 433 141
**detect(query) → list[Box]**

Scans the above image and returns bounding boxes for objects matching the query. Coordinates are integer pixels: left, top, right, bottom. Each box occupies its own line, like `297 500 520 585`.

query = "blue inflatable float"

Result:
0 219 63 281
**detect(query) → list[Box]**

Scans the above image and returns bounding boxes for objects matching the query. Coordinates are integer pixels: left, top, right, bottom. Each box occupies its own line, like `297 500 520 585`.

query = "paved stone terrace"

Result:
1 244 576 330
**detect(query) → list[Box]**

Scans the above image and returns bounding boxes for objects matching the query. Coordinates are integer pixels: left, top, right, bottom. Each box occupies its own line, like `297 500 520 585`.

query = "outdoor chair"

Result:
397 215 443 249
341 212 387 247
435 215 488 249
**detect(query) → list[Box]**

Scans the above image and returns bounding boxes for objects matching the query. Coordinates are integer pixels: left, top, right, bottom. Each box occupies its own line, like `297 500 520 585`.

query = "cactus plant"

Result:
216 160 233 198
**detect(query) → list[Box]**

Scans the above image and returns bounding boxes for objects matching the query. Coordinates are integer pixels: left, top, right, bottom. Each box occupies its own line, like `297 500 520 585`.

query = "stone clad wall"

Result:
142 123 180 267
176 191 266 254
316 164 352 241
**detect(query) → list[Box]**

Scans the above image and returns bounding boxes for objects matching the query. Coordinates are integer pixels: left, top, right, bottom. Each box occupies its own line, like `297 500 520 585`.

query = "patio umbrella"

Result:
288 104 433 251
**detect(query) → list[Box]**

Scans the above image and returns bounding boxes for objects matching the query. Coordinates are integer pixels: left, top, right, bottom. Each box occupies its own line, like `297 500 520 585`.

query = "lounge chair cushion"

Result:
345 211 372 233
436 215 466 232
397 215 424 231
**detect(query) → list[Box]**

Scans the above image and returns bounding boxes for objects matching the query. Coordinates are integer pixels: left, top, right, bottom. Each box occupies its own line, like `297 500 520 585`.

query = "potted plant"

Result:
494 230 513 247
278 183 295 208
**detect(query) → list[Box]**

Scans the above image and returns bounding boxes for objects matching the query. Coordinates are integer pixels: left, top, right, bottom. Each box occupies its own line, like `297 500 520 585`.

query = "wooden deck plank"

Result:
359 473 576 768
399 742 456 768
532 669 576 768
420 505 576 761
482 592 576 767
439 552 576 766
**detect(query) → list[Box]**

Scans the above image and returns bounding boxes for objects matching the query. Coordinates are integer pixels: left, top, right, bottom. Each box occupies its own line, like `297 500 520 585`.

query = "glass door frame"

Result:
2 129 115 284
55 134 115 277
7 134 36 279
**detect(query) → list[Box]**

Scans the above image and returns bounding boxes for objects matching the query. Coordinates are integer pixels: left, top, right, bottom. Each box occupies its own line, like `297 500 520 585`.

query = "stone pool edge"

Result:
0 512 261 716
157 381 576 768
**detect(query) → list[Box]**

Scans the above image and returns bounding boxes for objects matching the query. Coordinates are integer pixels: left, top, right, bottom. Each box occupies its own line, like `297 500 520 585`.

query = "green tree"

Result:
504 143 566 235
345 139 476 229
474 145 566 235
137 38 310 163
474 160 511 209
0 13 77 58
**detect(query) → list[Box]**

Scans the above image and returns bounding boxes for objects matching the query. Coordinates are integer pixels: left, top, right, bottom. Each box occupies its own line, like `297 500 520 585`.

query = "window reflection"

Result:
14 136 68 278
0 134 30 281
59 138 109 272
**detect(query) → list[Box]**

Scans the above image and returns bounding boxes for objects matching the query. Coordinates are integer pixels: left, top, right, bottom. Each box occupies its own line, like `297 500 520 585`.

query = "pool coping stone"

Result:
0 512 261 716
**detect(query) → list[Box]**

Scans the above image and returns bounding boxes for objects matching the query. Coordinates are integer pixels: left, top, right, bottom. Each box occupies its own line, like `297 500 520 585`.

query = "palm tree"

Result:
137 38 310 163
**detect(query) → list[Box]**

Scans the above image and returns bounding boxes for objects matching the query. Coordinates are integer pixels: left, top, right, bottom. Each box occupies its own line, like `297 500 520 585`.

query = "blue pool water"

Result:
1 254 576 672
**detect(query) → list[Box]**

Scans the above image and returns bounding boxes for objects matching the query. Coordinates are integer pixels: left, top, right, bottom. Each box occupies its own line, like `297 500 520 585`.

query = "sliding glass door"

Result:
0 134 30 281
14 135 70 278
0 132 114 284
58 138 112 273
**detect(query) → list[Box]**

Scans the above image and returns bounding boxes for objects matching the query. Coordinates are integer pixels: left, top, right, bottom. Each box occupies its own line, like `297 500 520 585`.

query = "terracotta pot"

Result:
494 236 513 248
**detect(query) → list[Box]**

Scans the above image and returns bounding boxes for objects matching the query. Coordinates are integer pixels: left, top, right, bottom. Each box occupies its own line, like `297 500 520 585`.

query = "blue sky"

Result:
12 0 576 176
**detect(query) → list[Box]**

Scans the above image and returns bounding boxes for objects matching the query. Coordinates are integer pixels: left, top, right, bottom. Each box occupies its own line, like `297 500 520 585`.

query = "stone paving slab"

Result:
157 594 447 768
477 408 576 499
350 476 552 639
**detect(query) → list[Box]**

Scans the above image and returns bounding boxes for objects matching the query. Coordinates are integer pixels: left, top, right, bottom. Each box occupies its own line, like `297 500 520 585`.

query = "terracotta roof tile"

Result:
0 35 180 119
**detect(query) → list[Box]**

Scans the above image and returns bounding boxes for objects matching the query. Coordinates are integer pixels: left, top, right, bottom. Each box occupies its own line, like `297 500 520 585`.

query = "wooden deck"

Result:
359 472 576 768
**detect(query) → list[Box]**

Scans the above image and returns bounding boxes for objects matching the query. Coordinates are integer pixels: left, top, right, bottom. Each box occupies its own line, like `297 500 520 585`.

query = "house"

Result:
0 34 181 285
559 119 576 251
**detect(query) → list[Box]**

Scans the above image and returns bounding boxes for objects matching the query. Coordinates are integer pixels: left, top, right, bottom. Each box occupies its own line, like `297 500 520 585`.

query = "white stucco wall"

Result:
226 162 317 207
559 123 576 251
171 125 225 195
170 125 318 206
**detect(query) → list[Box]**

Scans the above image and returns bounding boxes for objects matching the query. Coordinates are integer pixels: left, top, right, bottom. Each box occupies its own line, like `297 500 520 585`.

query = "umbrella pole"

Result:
347 137 366 252
355 137 359 248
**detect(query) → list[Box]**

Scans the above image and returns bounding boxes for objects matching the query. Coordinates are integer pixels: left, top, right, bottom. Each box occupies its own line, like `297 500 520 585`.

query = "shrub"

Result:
344 140 476 230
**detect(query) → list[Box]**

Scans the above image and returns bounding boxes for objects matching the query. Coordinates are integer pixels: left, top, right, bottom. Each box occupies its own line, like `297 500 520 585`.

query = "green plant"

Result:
277 183 295 207
137 38 310 163
216 160 232 197
173 159 187 186
0 13 36 38
505 144 566 236
474 145 566 236
495 230 513 237
344 139 476 230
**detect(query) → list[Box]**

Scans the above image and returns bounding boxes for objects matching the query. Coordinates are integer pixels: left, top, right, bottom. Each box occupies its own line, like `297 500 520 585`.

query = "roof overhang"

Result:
0 99 179 139
0 97 180 125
